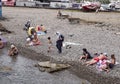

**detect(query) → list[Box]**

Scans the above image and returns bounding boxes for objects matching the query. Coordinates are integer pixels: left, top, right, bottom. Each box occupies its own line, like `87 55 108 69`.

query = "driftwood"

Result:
37 61 70 73
68 17 80 24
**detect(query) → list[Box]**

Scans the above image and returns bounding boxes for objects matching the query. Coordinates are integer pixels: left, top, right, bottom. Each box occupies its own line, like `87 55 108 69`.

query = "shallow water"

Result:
0 48 90 84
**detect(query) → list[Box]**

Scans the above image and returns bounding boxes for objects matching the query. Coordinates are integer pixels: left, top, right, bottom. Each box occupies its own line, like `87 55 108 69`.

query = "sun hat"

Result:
56 32 60 35
11 44 15 48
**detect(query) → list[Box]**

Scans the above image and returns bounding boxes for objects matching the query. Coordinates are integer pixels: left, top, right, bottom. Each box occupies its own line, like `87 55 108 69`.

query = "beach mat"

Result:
37 31 46 36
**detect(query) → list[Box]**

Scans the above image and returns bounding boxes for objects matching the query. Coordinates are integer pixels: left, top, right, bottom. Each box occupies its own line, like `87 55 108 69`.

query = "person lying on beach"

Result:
0 38 4 49
85 53 108 66
40 24 47 34
8 44 18 56
93 53 99 57
80 48 92 61
97 59 109 72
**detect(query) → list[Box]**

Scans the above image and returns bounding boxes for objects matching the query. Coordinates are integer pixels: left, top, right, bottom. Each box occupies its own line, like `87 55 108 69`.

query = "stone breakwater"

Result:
1 7 120 84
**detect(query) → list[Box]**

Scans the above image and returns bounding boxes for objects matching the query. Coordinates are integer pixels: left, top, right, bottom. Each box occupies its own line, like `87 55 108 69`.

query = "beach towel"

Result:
37 31 46 36
63 42 83 47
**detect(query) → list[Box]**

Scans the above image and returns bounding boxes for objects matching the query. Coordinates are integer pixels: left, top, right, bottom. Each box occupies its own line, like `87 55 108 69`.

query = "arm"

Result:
85 54 88 61
8 49 14 56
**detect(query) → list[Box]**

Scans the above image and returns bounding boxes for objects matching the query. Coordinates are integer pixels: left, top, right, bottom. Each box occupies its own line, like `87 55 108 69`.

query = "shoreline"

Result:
5 42 120 84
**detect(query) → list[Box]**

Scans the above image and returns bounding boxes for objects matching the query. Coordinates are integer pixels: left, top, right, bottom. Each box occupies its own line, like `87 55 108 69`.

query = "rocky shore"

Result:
1 7 120 84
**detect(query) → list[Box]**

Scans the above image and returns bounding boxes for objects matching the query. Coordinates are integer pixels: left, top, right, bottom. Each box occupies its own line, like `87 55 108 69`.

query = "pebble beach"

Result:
1 7 120 84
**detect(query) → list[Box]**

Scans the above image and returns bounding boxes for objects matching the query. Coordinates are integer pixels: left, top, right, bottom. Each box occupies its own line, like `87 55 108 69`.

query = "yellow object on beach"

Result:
27 27 35 36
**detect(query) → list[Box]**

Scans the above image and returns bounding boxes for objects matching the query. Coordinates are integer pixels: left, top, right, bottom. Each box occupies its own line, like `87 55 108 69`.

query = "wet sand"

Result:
1 7 120 84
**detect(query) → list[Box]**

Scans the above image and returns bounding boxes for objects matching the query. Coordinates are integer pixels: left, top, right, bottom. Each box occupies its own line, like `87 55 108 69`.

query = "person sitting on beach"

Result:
27 27 36 40
8 44 18 56
85 53 108 66
0 38 4 49
32 32 40 45
80 48 92 61
47 37 53 53
57 10 62 17
106 54 116 71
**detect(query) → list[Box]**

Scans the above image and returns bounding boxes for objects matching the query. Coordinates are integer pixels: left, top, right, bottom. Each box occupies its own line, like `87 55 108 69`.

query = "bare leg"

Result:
80 56 86 60
86 60 97 66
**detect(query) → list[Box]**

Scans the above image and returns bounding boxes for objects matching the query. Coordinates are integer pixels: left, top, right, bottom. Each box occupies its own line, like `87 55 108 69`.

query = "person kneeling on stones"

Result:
8 44 18 56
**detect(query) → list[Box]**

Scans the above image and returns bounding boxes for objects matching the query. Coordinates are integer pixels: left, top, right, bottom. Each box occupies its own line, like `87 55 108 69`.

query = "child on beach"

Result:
47 37 52 53
8 44 18 56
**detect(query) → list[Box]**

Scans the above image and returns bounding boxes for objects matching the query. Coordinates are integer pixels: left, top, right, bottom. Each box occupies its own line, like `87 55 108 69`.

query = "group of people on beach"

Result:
24 20 64 54
24 20 47 46
80 48 116 72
